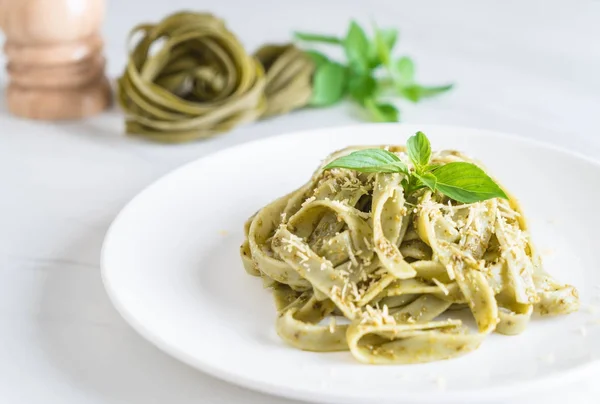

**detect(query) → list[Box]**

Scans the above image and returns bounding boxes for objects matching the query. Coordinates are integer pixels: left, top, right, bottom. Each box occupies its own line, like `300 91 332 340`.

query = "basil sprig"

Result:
323 131 508 204
294 21 453 123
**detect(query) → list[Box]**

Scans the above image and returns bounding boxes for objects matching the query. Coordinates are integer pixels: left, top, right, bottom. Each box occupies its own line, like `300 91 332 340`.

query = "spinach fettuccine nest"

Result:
118 12 314 143
240 146 579 364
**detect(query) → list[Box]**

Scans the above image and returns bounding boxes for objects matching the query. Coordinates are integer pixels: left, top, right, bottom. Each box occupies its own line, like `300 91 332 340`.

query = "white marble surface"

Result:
1 0 599 403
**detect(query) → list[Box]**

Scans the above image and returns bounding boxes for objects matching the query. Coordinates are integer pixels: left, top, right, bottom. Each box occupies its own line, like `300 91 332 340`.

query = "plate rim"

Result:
101 123 600 403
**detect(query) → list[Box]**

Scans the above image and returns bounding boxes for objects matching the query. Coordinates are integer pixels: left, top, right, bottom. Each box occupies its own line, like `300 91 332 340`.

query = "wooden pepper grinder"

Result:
0 0 112 120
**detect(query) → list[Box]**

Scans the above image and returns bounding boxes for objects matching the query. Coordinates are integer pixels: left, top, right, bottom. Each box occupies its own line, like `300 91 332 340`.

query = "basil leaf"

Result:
432 162 508 203
310 62 347 106
294 32 342 45
348 74 377 103
364 99 400 122
304 50 329 67
392 56 415 87
324 149 407 173
381 29 398 51
371 27 398 67
406 131 431 168
414 172 437 191
344 21 370 72
402 83 454 102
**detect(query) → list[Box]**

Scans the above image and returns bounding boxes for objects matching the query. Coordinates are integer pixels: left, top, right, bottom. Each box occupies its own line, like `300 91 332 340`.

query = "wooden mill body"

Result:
0 0 111 120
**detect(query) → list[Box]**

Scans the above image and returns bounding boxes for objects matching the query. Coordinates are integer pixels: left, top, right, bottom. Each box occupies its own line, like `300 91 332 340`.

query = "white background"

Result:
1 0 599 403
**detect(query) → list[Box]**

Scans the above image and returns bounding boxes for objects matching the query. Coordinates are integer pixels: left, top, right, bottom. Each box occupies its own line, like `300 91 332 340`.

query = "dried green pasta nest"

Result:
254 44 314 117
117 12 315 143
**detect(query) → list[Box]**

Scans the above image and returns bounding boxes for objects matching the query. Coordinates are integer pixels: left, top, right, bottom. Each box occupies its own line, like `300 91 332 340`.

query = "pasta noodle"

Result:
240 145 580 364
117 12 314 143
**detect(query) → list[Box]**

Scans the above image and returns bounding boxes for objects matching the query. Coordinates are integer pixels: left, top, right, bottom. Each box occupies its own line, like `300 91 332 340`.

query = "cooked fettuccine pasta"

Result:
240 145 579 364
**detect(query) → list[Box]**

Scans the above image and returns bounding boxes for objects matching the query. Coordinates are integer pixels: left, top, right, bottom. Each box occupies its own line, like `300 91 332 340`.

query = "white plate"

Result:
101 124 600 404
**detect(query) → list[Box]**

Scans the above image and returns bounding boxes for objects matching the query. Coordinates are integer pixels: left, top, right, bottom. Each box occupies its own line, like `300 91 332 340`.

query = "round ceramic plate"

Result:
101 124 600 403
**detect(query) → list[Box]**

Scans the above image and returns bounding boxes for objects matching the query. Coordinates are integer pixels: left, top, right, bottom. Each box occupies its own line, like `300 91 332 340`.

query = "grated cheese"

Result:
350 282 361 301
329 317 336 333
296 251 309 263
348 248 359 268
432 278 449 295
445 263 456 280
301 196 316 207
361 304 396 326
341 281 349 299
